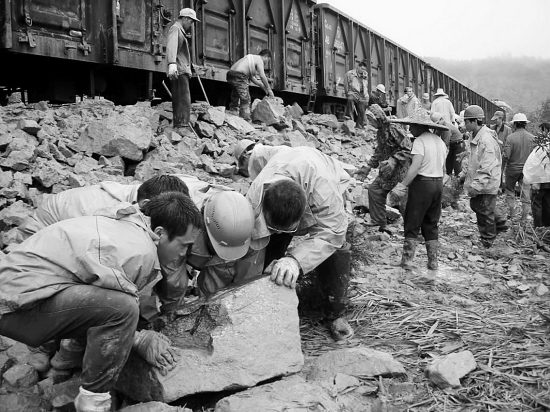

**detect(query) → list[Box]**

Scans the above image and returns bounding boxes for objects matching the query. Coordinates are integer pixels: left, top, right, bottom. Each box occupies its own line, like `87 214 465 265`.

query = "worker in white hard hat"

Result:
368 84 391 114
172 175 255 295
166 8 200 131
502 113 535 221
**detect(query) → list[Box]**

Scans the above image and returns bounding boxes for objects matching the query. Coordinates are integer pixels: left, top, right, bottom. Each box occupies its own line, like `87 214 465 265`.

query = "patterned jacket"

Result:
367 105 412 190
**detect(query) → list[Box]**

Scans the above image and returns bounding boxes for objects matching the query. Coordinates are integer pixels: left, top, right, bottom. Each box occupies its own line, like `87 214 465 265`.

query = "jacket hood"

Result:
99 181 140 203
93 202 158 242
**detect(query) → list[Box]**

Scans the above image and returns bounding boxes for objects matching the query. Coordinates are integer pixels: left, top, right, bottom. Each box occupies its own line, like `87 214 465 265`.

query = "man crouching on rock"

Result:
0 192 202 412
229 146 355 342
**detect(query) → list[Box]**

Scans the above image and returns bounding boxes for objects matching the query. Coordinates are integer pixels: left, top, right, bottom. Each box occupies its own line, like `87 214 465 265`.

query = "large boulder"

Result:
117 277 303 402
73 112 153 161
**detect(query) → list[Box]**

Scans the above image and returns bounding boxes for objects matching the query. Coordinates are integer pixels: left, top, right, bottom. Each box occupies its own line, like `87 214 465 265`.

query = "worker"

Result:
523 125 550 227
430 112 464 176
420 92 431 110
396 87 420 119
0 192 203 412
344 60 369 128
355 104 412 233
166 8 200 131
227 50 275 120
502 113 535 221
17 175 189 242
430 88 456 124
233 139 257 177
389 109 448 269
459 105 508 248
368 84 391 114
171 174 255 295
231 146 354 342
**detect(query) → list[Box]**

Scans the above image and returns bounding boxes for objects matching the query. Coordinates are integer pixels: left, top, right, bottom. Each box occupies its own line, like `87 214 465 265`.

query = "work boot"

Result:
329 317 354 342
399 238 416 269
425 240 439 270
74 386 111 412
50 339 85 370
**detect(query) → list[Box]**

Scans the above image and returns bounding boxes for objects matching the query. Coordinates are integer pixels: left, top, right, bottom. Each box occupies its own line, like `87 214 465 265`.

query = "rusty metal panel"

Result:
281 0 314 94
314 4 351 98
0 0 13 48
196 0 242 83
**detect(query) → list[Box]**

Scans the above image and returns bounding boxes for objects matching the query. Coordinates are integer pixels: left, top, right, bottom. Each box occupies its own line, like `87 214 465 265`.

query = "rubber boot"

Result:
74 386 111 412
425 240 439 270
506 194 516 219
317 245 354 342
520 203 530 222
50 339 85 370
399 238 416 269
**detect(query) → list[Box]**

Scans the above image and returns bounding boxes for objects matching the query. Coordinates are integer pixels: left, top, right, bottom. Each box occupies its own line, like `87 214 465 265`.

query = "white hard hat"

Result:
511 113 529 123
376 84 386 94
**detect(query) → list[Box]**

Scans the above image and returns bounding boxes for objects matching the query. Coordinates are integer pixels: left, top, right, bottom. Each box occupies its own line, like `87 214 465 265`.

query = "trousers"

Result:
532 186 550 227
226 70 251 120
404 178 443 240
171 74 191 128
345 96 367 128
367 177 391 227
0 285 139 393
446 141 464 176
469 194 506 242
264 233 350 319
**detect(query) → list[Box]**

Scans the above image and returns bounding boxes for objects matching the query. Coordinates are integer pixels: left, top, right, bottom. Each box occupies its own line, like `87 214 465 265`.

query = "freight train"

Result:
0 0 500 118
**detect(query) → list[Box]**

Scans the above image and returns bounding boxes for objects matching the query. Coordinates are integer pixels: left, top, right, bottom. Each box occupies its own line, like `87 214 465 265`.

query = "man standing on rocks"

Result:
389 109 448 270
396 87 420 119
491 110 512 148
355 104 412 234
231 146 354 341
227 50 275 120
344 60 369 128
166 8 200 131
0 192 203 412
502 113 535 221
460 105 508 248
421 92 431 110
431 88 456 124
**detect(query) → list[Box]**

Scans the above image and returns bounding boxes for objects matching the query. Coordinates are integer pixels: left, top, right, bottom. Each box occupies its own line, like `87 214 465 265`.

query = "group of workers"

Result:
0 139 357 411
0 11 547 410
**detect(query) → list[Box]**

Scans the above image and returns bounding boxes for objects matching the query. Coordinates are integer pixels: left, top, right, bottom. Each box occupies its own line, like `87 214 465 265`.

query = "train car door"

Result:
195 0 244 82
244 0 280 88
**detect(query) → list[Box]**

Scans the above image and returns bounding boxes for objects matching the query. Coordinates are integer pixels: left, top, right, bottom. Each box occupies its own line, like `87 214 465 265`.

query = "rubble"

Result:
425 350 477 388
116 277 303 402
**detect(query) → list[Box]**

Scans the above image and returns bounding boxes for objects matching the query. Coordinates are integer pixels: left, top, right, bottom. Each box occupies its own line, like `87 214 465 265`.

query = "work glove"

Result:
389 182 407 204
354 165 371 180
74 386 111 412
168 63 178 80
265 256 301 289
132 330 179 375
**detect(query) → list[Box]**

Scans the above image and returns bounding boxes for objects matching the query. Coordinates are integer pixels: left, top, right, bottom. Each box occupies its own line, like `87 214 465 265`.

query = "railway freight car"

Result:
0 0 498 119
0 0 316 106
311 3 500 118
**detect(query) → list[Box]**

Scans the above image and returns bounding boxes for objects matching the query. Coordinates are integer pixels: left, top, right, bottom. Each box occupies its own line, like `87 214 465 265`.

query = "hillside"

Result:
425 56 550 114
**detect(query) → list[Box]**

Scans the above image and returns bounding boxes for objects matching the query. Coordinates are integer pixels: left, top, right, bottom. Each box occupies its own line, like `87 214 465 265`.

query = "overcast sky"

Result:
318 0 550 61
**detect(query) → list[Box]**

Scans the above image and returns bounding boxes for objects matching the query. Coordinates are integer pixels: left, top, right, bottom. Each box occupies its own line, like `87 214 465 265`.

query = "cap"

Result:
376 84 386 94
433 88 448 97
179 8 200 21
491 111 505 121
422 92 430 100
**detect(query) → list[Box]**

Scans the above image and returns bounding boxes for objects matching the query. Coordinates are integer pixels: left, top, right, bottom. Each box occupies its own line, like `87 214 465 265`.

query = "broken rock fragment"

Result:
117 277 303 403
425 350 477 388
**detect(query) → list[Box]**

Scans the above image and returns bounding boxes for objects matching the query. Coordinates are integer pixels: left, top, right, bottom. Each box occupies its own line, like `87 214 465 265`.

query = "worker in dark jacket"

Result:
431 112 464 176
0 193 202 412
166 8 199 130
355 104 412 234
503 113 535 220
344 60 369 128
368 84 391 114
